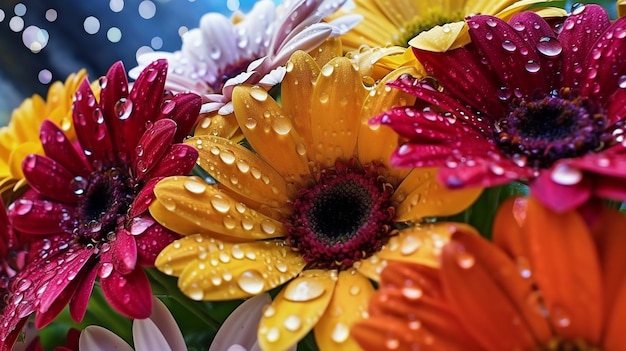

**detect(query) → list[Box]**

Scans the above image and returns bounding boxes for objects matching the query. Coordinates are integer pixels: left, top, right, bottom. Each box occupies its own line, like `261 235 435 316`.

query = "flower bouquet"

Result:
1 0 625 350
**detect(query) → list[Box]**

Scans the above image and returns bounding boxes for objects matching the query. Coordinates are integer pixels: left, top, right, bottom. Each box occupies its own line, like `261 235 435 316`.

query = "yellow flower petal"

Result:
176 239 306 301
233 85 311 184
281 51 320 159
378 223 477 266
310 57 367 168
156 234 222 276
493 0 566 21
149 200 202 236
408 21 469 52
193 112 243 141
258 269 337 351
153 176 285 241
393 168 482 221
619 0 626 18
354 253 387 282
314 270 374 351
188 135 292 210
357 66 419 181
309 37 343 68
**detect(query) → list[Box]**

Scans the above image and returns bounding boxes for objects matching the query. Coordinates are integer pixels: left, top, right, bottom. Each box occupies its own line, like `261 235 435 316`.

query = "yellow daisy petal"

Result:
155 234 222 276
177 239 306 301
309 37 344 68
314 270 375 350
392 168 482 221
493 0 566 21
194 112 243 141
358 66 419 180
188 135 292 209
408 21 470 52
619 0 626 18
8 141 42 180
310 57 367 168
258 269 337 351
354 253 387 282
153 176 285 241
378 223 478 266
233 85 311 184
149 200 202 236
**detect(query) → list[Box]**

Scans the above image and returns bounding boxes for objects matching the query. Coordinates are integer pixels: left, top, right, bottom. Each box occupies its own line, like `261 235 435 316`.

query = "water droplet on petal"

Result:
283 279 325 302
114 97 133 120
536 37 563 57
210 195 230 213
184 179 207 194
237 270 266 294
399 235 422 255
13 199 33 216
550 163 582 185
219 149 236 165
283 315 302 331
331 322 349 343
402 287 423 300
265 327 280 343
456 251 475 269
525 60 540 73
321 65 334 77
99 262 114 278
250 86 268 101
618 75 626 89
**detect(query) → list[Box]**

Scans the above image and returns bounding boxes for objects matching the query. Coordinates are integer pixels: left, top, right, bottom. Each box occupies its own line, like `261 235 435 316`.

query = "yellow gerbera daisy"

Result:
151 46 481 351
337 0 565 52
0 70 91 200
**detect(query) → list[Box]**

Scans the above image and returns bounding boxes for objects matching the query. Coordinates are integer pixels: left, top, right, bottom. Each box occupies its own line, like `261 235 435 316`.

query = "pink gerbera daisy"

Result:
0 59 201 349
376 5 626 211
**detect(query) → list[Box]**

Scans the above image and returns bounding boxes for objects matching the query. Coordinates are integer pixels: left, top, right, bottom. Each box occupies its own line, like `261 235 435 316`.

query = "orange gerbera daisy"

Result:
352 196 626 351
151 43 481 351
0 70 93 200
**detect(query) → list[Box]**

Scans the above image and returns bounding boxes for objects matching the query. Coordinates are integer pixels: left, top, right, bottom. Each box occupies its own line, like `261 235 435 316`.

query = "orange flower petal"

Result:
310 57 367 168
232 85 311 184
148 200 201 236
314 270 375 351
188 135 292 209
357 66 418 181
258 269 337 351
524 197 603 344
604 281 626 351
440 230 540 351
177 239 306 301
353 262 483 351
393 168 482 221
492 197 528 259
309 37 343 68
153 176 285 241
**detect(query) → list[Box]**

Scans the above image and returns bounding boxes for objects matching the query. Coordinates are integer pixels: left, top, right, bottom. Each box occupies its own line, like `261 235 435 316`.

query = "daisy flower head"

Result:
377 4 626 212
131 0 361 118
0 59 202 347
352 196 626 351
333 0 565 53
151 46 481 351
0 70 90 201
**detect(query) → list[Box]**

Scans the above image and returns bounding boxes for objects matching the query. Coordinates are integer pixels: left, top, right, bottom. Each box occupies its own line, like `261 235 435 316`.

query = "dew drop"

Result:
385 338 400 349
265 327 280 343
550 163 582 185
456 251 475 269
283 279 325 302
210 195 231 213
244 117 257 129
99 262 114 278
321 65 334 77
272 117 293 135
536 37 563 57
70 176 88 196
219 149 236 165
187 287 204 301
501 40 517 52
319 92 329 103
260 220 276 235
399 235 422 256
402 287 423 300
296 143 307 156
618 75 626 89
236 270 266 294
525 60 541 73
250 86 268 101
283 315 302 331
114 97 133 120
331 322 349 343
184 179 207 194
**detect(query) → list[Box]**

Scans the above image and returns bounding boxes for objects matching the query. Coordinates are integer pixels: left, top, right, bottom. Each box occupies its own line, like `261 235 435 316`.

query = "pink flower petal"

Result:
128 178 161 218
110 229 138 275
158 92 202 142
144 144 198 180
72 79 114 163
69 264 98 323
100 61 131 161
134 224 179 267
22 155 79 204
9 199 73 235
530 169 593 212
39 120 90 177
100 268 152 319
133 119 177 181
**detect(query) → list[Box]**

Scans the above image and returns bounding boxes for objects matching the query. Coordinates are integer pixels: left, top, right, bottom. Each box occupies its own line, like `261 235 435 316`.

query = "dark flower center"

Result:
286 160 395 270
494 88 611 169
71 167 134 245
540 337 601 351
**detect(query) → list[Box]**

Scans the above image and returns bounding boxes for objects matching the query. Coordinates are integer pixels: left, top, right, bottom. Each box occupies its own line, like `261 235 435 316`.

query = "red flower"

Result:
376 5 626 212
352 196 626 350
0 59 201 348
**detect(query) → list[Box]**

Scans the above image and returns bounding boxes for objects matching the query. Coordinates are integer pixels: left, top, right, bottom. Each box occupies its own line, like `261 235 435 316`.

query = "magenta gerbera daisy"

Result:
0 59 201 349
377 4 626 212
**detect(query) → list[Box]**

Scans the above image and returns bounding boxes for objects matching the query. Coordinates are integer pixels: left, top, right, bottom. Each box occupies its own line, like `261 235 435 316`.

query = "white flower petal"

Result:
148 298 187 351
133 318 173 351
209 294 271 351
79 326 134 351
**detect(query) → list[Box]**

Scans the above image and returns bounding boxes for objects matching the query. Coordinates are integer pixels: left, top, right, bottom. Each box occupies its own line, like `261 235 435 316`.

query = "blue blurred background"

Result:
0 0 268 123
